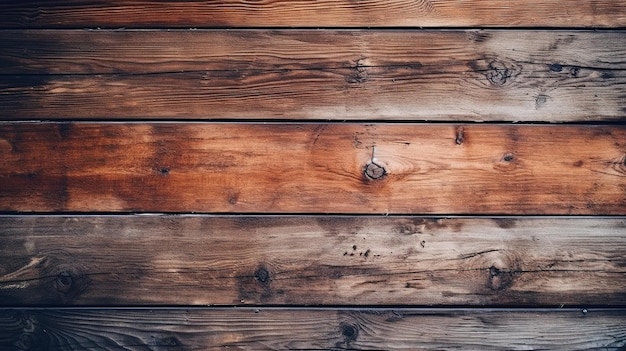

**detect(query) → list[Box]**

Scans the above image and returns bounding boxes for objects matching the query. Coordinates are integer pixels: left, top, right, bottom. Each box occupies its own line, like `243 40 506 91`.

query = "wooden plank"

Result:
0 1 625 28
0 308 624 350
1 216 624 306
1 30 624 122
1 123 625 214
11 30 626 76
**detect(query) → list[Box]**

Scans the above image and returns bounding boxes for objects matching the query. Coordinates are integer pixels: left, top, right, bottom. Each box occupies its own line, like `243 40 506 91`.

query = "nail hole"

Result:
455 127 465 145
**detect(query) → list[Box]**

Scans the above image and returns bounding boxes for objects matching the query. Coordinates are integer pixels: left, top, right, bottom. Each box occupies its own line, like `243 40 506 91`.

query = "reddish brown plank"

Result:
0 216 624 306
0 1 625 28
1 30 624 121
1 123 625 214
0 308 625 350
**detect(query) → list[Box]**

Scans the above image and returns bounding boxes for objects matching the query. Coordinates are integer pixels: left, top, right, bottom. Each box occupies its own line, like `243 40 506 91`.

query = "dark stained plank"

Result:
1 216 624 306
0 308 625 350
0 1 625 28
1 30 624 121
1 123 625 214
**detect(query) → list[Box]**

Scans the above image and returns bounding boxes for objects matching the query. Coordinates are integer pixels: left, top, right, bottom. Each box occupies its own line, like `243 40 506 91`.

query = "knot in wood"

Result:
17 333 34 351
254 266 270 285
364 162 386 180
340 322 359 342
485 60 516 86
489 266 501 277
17 314 35 333
346 58 369 84
54 271 73 293
487 265 517 291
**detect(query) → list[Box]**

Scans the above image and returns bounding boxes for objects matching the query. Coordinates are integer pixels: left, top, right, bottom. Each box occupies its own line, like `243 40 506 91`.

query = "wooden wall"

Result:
1 1 625 349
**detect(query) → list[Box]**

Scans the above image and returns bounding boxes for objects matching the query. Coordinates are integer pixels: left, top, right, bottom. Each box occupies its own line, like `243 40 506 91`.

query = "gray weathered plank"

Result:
1 216 624 306
1 30 624 121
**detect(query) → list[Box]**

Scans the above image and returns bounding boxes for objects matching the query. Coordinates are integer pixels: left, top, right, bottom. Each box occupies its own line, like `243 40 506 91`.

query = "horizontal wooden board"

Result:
1 30 624 121
1 216 624 306
1 123 625 214
0 1 625 28
0 308 624 350
8 30 626 76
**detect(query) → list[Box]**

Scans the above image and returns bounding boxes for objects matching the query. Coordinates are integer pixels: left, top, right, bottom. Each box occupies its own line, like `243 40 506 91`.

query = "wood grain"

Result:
1 123 625 214
1 216 624 306
1 3 624 349
0 308 624 350
1 30 624 121
0 1 625 28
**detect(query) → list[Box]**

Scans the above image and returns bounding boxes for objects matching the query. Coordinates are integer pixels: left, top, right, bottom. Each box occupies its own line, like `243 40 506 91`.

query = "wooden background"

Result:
1 1 625 350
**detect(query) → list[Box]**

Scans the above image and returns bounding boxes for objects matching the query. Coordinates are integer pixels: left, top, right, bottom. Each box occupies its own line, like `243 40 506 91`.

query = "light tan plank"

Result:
0 1 625 28
1 30 624 121
1 123 625 214
1 216 624 305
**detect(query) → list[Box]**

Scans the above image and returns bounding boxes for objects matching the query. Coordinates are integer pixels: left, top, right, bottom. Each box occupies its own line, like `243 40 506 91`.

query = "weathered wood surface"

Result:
1 123 625 214
1 30 624 121
1 216 624 306
1 1 625 28
0 308 624 350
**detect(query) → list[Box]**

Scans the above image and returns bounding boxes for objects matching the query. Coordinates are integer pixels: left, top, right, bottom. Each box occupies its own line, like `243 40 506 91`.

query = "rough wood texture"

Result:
1 123 625 214
0 1 625 28
1 0 625 348
0 308 624 350
1 30 624 121
1 216 624 306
